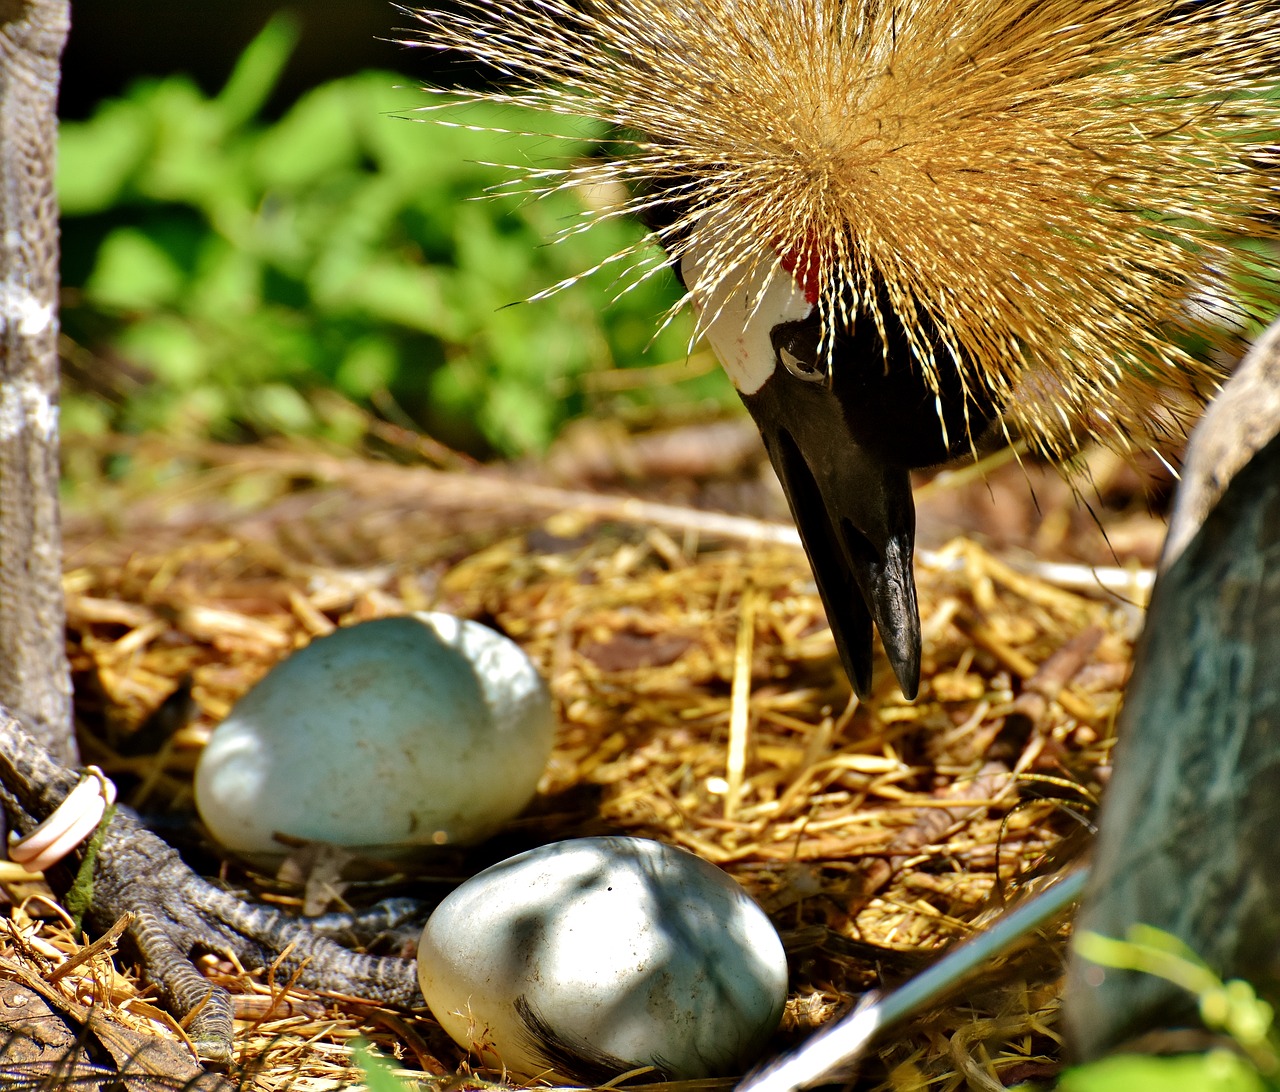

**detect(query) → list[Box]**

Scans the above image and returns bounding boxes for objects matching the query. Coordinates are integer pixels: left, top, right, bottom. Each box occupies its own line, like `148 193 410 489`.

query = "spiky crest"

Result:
404 0 1280 458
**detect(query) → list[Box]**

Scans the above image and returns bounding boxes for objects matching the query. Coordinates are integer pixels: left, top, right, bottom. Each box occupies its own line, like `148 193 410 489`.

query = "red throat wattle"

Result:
777 239 821 306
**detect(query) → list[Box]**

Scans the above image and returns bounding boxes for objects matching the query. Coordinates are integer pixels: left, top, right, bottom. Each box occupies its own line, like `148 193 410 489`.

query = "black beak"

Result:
741 370 921 700
665 236 985 700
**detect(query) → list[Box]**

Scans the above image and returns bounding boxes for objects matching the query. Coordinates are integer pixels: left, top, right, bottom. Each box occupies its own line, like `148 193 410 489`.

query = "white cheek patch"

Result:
683 229 815 396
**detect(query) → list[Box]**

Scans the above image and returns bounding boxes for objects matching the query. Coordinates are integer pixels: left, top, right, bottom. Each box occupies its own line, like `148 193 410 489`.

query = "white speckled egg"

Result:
195 613 555 860
417 836 788 1081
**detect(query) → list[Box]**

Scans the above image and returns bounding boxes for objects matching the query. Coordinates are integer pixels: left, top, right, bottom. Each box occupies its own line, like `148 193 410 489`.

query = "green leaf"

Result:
351 1039 410 1092
481 376 558 454
1058 1050 1268 1092
315 256 456 338
335 337 398 399
114 314 207 387
1075 928 1280 1075
58 100 151 213
85 229 186 311
187 237 263 319
124 78 230 205
252 80 362 191
215 12 300 130
248 382 315 434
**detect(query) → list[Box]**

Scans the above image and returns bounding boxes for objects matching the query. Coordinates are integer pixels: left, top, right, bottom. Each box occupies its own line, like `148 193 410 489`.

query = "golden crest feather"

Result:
404 0 1280 457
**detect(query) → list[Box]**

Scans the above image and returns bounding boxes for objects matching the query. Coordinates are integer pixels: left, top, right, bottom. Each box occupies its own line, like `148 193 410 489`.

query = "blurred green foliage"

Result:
59 14 722 457
352 1039 414 1091
1050 1052 1271 1092
1024 927 1280 1092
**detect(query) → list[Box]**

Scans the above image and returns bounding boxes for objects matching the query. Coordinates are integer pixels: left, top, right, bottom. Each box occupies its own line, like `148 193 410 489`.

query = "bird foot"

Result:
0 710 422 1063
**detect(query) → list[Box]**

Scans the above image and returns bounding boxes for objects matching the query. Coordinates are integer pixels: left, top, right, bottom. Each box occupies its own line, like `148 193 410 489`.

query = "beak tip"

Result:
836 626 920 702
892 662 921 701
885 620 922 701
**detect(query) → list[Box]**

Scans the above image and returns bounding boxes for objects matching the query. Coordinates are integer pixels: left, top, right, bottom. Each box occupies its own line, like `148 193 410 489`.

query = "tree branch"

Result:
0 0 74 760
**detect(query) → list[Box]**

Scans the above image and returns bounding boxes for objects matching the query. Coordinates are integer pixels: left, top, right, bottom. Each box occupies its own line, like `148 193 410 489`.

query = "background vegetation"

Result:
58 13 728 463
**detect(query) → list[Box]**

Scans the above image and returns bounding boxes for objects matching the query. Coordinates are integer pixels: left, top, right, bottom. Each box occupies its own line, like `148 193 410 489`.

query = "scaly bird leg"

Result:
0 710 421 1063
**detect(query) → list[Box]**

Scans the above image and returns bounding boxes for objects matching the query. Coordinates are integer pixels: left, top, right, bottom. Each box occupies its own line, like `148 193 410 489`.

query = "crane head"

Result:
406 0 1280 698
680 223 995 698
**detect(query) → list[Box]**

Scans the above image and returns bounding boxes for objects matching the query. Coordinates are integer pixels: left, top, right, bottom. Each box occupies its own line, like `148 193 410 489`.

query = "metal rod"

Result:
739 865 1089 1092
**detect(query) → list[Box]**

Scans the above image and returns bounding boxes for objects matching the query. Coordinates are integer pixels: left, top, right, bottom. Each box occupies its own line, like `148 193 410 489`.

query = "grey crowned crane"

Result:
401 2 1280 1084
406 0 1280 700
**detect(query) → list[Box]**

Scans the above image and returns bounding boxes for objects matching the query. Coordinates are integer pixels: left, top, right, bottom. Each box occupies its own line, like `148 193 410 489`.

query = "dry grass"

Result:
2 436 1142 1090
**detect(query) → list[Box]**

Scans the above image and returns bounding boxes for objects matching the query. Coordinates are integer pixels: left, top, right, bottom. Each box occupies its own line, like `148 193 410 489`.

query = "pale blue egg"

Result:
195 613 555 859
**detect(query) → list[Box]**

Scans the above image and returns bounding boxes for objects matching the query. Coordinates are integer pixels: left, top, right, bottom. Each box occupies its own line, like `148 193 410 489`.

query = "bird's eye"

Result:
779 345 826 383
772 318 828 384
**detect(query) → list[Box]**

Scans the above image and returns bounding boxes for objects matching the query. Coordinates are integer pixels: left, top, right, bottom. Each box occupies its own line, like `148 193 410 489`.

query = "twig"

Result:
725 589 759 818
46 911 132 984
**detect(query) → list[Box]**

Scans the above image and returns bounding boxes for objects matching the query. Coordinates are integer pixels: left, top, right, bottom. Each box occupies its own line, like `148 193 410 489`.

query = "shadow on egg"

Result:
418 836 788 1081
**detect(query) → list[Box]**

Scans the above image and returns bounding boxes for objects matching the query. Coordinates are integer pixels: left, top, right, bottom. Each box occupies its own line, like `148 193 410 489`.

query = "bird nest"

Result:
0 434 1147 1090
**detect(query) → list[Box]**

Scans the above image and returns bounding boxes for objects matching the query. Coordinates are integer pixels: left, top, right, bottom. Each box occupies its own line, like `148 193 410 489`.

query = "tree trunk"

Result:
1065 321 1280 1059
0 0 73 762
